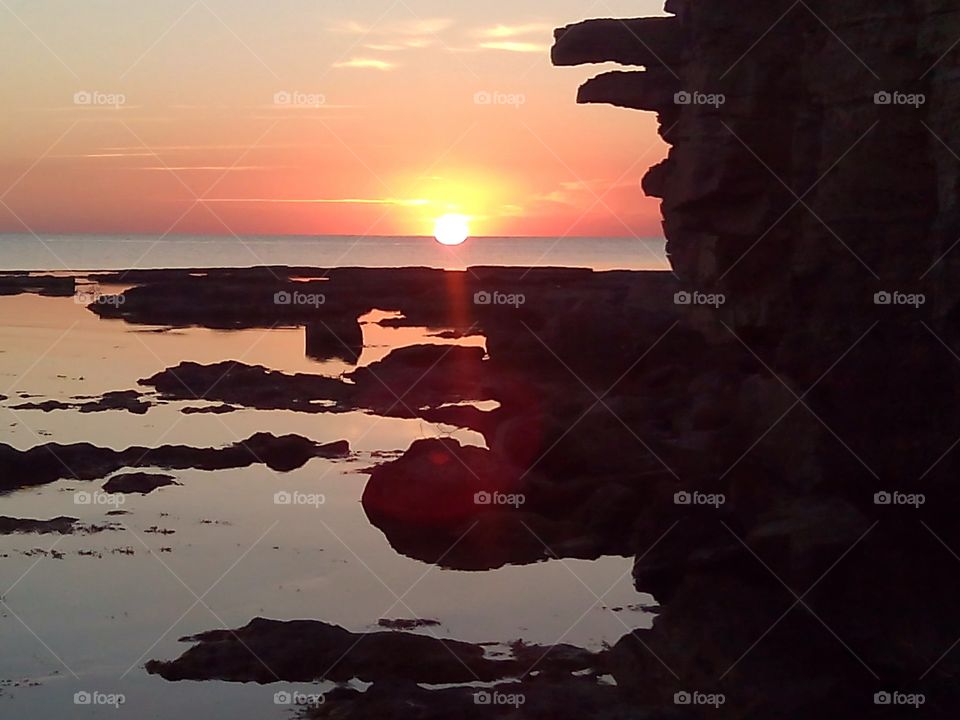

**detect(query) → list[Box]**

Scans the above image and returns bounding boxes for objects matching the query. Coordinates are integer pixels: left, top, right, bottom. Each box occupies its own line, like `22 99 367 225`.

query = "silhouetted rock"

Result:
553 1 960 717
12 390 151 415
0 516 115 534
146 618 546 684
0 273 75 297
102 472 179 495
0 434 350 492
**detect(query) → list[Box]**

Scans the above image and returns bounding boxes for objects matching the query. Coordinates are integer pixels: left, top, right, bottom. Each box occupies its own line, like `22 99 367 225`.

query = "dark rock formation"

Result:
553 2 960 718
0 273 75 297
12 390 152 415
102 472 179 495
0 434 350 492
0 516 115 535
145 617 596 685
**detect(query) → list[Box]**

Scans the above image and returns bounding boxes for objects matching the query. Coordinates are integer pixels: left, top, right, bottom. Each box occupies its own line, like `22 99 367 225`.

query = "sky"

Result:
0 0 669 238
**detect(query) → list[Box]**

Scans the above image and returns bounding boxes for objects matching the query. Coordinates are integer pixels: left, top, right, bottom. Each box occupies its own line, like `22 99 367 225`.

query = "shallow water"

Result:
0 291 654 718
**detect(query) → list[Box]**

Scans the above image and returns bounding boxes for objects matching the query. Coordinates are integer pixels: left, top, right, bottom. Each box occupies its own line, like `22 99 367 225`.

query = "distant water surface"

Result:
0 234 668 272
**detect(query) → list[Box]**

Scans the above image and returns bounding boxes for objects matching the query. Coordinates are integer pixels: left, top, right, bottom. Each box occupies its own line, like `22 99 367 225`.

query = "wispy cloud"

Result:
364 38 434 51
475 22 553 39
197 197 429 206
478 41 548 53
333 58 396 71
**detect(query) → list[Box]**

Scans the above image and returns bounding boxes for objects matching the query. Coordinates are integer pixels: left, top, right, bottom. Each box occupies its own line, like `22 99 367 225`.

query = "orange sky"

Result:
0 0 669 238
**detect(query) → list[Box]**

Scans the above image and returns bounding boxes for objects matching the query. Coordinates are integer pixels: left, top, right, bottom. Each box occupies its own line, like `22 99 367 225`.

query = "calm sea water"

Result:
0 234 668 272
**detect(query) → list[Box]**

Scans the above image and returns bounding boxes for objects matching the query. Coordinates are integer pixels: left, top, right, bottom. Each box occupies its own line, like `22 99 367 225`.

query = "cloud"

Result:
475 23 554 39
478 41 549 53
364 38 434 51
333 58 396 71
197 197 429 206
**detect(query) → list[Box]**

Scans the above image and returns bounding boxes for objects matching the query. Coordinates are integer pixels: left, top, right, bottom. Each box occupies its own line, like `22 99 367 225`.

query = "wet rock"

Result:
102 472 179 495
147 618 522 684
0 273 75 297
377 618 441 631
0 434 350 492
0 517 115 535
12 390 152 414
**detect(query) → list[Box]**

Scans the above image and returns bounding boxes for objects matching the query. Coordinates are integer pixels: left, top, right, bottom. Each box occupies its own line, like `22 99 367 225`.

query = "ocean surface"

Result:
0 234 669 272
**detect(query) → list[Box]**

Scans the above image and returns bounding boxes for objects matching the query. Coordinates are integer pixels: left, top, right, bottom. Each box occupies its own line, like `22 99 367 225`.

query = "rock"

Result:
0 434 351 492
12 390 152 415
0 516 115 535
102 472 179 495
377 618 441 631
146 618 532 684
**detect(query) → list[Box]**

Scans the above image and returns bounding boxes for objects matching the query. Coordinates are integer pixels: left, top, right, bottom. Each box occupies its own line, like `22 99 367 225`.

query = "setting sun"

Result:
433 214 471 246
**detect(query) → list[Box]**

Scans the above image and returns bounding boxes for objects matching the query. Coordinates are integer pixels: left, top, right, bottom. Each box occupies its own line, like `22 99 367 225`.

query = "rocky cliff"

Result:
555 2 960 717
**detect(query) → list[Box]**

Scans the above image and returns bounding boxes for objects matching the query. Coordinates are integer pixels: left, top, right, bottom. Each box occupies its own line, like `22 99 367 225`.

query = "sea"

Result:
0 234 669 272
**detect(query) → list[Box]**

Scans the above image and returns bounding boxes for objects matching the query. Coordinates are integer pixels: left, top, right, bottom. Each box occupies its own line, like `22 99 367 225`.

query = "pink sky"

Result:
0 0 669 238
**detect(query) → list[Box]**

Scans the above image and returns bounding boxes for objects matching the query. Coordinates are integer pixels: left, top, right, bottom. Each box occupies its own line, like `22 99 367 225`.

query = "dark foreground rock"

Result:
145 618 596 685
551 1 960 717
0 273 75 297
0 434 350 492
102 472 179 495
0 516 116 535
11 390 152 415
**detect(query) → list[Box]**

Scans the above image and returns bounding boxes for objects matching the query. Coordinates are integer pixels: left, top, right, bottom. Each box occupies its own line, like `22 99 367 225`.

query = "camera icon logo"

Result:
474 91 492 105
274 691 292 705
874 91 892 105
274 491 293 505
474 691 492 704
874 491 892 505
674 91 692 105
474 491 492 505
274 91 292 106
474 291 492 305
74 691 92 705
674 491 692 505
874 291 892 305
74 91 92 106
74 491 92 505
674 291 692 305
874 691 892 705
674 691 692 705
274 291 292 305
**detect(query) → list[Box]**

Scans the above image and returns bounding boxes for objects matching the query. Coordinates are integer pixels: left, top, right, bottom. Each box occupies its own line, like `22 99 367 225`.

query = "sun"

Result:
433 214 470 246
